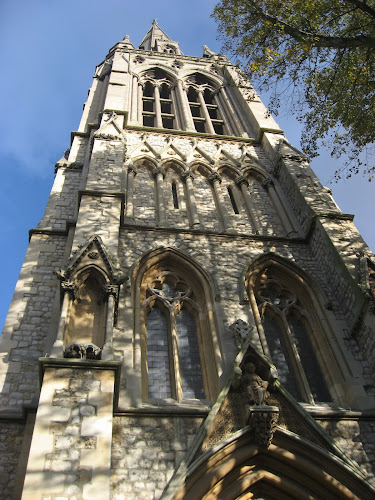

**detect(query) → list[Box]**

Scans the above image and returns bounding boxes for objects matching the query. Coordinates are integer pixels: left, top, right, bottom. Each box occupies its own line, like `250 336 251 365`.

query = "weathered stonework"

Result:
1 21 374 500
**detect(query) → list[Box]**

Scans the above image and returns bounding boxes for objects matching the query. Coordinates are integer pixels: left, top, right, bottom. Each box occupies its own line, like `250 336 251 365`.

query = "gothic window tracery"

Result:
253 272 332 403
143 271 205 401
141 69 176 129
186 73 225 135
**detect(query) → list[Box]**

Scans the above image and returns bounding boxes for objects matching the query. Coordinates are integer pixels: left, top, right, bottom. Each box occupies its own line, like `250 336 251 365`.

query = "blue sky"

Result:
0 0 373 330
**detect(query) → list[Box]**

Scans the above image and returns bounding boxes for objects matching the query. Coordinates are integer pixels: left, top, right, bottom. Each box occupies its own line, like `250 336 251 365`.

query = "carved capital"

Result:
64 343 102 360
61 281 76 299
105 284 120 300
208 172 222 185
250 406 279 449
181 171 195 182
127 164 138 176
262 178 274 191
235 175 249 188
152 166 166 178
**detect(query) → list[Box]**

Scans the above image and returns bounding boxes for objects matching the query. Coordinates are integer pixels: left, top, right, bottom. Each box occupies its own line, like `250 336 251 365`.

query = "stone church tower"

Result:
1 21 375 500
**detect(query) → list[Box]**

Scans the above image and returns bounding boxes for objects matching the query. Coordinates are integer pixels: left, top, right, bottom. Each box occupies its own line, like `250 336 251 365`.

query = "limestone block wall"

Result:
86 139 125 192
0 421 25 500
318 418 375 488
22 364 115 500
37 165 82 230
110 415 204 500
0 234 67 411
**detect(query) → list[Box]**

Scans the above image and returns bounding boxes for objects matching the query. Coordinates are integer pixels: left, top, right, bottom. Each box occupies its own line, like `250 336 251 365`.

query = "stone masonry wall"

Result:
0 421 25 500
318 419 375 488
110 415 204 500
0 234 67 411
22 365 115 500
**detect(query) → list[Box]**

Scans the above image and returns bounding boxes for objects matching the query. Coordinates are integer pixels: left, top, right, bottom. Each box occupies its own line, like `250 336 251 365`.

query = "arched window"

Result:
136 249 222 404
247 261 333 404
141 68 176 129
143 272 205 401
186 73 225 135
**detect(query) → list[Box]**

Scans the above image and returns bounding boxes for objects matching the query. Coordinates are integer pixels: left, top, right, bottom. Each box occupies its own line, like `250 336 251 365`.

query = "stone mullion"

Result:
125 165 137 219
176 80 195 131
182 172 200 227
171 87 181 130
226 86 250 137
137 83 143 124
213 93 234 136
249 290 271 359
282 314 315 404
169 308 182 401
215 88 238 136
235 175 262 234
263 178 295 236
130 75 139 124
219 86 244 136
197 90 215 134
153 84 163 128
208 172 232 231
153 166 166 226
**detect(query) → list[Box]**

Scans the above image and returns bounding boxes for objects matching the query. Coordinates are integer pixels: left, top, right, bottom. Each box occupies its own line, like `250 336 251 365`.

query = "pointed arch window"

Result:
253 274 332 403
141 69 176 129
144 272 205 401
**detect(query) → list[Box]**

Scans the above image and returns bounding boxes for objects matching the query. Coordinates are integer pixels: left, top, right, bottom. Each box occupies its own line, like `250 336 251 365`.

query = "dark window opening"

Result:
143 115 154 127
172 183 179 209
204 88 214 104
228 187 239 214
190 104 201 117
162 117 174 129
143 81 154 97
160 84 170 99
194 120 205 133
208 106 218 119
161 100 172 114
213 122 224 135
143 100 154 112
188 87 198 102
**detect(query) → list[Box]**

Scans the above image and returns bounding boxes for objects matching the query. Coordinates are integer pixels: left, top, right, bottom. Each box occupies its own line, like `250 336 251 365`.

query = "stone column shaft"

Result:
138 83 143 124
125 165 137 219
236 176 262 234
176 80 195 131
154 167 166 225
197 90 215 134
154 85 163 128
263 179 295 235
182 172 200 227
102 291 116 361
209 173 232 231
219 86 243 136
50 289 71 358
131 75 138 123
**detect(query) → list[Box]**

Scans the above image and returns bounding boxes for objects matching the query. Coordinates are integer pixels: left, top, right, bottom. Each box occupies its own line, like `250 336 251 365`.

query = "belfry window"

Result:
141 69 176 129
186 73 225 135
253 274 332 403
143 272 205 401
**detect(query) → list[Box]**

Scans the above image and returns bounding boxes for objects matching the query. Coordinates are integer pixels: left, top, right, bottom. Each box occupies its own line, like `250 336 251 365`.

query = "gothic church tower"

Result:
1 21 375 500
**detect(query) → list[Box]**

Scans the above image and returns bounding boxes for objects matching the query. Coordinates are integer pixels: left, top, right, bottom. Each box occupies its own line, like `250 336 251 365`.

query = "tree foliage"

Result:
213 0 375 180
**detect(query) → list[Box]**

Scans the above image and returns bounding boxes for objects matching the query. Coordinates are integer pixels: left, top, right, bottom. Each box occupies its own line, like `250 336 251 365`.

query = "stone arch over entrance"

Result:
169 427 373 500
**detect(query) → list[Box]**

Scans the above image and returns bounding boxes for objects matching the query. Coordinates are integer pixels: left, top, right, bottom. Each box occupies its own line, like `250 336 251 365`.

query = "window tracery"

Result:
186 74 225 135
143 271 205 401
253 273 332 403
141 69 176 129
